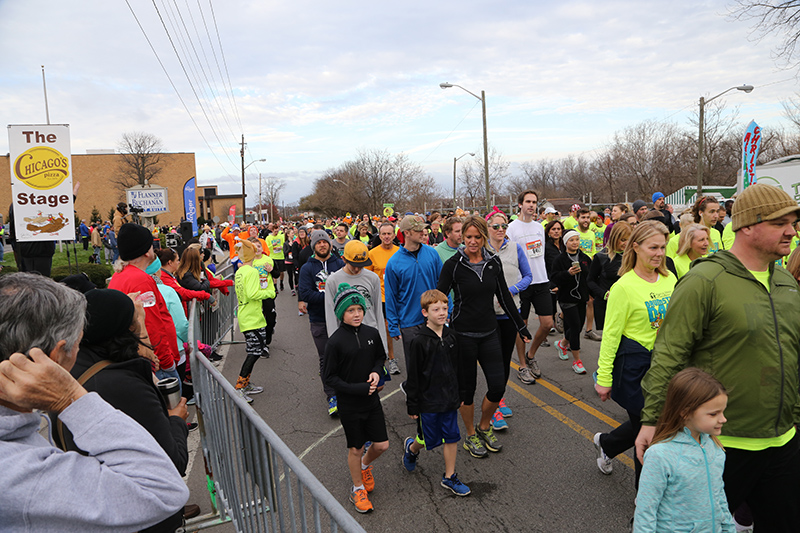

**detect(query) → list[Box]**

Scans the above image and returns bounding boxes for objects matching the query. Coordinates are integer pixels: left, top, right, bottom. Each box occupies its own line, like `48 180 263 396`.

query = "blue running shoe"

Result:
491 410 508 431
327 396 338 416
403 437 419 472
497 398 512 418
441 473 471 496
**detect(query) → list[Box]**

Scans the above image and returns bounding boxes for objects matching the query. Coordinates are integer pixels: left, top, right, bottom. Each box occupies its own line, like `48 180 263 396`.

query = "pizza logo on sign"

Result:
13 146 70 190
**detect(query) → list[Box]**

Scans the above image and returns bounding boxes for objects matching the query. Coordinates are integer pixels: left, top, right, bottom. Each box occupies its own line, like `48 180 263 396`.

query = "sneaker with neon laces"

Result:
403 437 419 472
462 434 488 458
491 410 508 431
242 384 264 394
525 355 542 378
349 488 373 513
572 359 587 374
327 396 338 416
236 389 253 404
556 339 570 360
441 473 471 496
475 424 502 452
518 367 536 385
361 464 375 492
387 358 401 375
497 398 512 418
593 432 613 474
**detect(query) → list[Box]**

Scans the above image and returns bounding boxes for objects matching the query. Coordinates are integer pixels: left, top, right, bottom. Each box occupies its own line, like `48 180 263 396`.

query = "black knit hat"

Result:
84 289 135 344
118 223 153 260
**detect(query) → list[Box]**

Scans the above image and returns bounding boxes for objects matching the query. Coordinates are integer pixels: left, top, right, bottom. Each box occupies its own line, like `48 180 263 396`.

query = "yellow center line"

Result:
508 362 634 470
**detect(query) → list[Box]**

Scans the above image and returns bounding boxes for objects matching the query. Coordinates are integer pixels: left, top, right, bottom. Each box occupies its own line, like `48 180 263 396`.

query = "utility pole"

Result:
240 135 246 223
258 173 262 224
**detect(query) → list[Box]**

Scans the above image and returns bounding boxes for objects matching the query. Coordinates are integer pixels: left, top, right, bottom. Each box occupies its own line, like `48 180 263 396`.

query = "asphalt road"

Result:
183 288 637 533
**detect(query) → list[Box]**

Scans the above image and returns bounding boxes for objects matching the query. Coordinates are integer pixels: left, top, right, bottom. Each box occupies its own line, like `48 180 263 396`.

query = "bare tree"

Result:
259 177 286 222
115 132 165 190
458 146 510 207
731 1 800 69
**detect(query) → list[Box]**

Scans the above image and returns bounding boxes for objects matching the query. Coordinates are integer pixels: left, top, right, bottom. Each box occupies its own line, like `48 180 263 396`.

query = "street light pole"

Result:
241 153 266 224
440 82 491 212
453 152 475 208
696 84 754 197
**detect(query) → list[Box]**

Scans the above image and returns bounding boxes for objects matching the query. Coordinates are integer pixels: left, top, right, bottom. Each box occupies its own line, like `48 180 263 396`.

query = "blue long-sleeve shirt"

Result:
384 245 442 337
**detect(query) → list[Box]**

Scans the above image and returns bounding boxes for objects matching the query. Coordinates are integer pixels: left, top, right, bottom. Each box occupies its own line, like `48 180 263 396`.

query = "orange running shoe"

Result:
361 464 375 492
350 488 373 513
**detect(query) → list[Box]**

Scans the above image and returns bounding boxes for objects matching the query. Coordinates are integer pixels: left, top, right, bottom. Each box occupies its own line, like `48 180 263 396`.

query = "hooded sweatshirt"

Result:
0 392 188 532
298 254 345 323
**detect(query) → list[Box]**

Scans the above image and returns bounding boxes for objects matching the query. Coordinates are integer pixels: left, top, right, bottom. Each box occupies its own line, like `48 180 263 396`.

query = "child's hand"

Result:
409 414 418 420
367 372 380 394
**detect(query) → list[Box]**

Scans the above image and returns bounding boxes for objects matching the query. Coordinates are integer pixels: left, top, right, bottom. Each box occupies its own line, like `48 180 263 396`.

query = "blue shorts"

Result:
416 410 460 451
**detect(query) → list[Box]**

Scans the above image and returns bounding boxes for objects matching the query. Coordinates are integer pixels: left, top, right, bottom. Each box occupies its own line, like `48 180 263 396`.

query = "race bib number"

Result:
526 239 543 258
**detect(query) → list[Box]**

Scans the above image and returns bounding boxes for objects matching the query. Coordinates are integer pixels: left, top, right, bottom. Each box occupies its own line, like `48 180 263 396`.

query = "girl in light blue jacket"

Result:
633 368 734 533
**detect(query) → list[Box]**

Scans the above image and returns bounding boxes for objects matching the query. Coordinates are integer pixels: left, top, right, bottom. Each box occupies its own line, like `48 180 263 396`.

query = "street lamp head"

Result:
469 152 476 156
737 84 754 93
439 82 453 89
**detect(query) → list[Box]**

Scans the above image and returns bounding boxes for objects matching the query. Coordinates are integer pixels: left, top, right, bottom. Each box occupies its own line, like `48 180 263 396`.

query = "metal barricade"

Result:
196 263 239 352
187 298 366 533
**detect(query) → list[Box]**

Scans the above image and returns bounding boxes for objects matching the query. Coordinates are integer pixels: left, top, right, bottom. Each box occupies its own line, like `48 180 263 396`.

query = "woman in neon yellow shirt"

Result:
672 224 709 279
591 221 676 486
691 196 723 253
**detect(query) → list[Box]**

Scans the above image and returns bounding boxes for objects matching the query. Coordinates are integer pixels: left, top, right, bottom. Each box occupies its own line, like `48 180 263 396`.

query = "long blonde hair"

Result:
618 221 669 277
652 367 727 449
676 223 710 257
606 221 631 261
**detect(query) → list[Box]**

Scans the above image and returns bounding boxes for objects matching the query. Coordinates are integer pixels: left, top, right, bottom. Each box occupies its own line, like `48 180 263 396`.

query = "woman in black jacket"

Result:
544 219 565 335
177 247 211 293
588 221 631 332
57 289 190 533
437 215 530 458
550 229 591 375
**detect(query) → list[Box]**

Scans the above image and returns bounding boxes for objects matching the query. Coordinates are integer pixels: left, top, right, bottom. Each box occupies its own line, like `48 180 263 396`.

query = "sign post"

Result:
8 124 75 242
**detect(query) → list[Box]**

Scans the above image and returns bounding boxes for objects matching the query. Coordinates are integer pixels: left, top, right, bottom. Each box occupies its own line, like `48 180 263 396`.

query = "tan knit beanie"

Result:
731 183 800 231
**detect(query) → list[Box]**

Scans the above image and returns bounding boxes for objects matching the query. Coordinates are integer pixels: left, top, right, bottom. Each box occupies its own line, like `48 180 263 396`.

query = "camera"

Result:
128 204 144 214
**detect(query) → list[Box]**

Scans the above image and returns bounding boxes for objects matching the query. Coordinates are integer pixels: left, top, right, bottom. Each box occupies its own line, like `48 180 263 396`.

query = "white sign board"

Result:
126 186 169 215
8 124 75 242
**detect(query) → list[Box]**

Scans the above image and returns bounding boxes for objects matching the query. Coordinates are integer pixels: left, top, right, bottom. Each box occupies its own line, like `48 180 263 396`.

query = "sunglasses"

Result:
490 223 509 230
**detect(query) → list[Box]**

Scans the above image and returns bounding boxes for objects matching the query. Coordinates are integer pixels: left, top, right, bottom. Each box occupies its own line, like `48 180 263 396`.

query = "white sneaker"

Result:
593 432 613 474
237 389 253 404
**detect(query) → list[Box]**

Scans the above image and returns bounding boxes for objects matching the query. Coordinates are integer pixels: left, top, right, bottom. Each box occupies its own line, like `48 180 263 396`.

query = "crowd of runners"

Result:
2 183 800 531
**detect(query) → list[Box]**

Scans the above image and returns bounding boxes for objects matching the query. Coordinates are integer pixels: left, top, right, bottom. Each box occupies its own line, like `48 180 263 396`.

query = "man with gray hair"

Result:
0 273 189 532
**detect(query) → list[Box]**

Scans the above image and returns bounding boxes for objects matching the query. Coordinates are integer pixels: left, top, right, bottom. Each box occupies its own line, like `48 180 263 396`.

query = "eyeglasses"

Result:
490 223 509 230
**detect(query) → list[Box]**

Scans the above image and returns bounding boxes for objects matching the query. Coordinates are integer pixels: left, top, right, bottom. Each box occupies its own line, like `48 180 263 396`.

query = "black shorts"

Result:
519 281 554 320
270 260 285 277
339 402 388 449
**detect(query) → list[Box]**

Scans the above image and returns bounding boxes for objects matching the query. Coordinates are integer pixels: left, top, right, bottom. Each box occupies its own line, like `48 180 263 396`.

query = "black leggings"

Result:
240 327 267 378
594 297 607 330
261 298 277 345
562 303 586 351
285 262 295 290
598 409 642 488
496 318 518 383
458 330 506 405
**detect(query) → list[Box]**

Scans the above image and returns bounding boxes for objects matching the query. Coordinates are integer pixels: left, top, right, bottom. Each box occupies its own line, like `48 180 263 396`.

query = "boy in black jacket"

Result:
402 290 470 496
322 283 389 514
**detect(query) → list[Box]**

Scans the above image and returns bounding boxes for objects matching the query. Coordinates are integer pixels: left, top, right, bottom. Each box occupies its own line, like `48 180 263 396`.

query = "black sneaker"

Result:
209 351 223 362
187 422 198 431
260 346 270 359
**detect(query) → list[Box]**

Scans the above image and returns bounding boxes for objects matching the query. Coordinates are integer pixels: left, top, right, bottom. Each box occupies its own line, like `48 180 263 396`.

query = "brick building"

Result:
197 185 245 224
1 152 197 226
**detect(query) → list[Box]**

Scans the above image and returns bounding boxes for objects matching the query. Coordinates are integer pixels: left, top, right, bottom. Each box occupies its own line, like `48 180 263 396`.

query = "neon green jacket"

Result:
641 251 800 439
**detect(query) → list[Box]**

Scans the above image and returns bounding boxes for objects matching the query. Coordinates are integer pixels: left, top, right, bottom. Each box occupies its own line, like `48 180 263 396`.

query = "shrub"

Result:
51 263 112 288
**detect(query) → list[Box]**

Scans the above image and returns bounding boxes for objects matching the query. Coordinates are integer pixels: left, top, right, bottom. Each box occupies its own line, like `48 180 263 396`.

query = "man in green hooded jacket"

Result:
636 183 800 532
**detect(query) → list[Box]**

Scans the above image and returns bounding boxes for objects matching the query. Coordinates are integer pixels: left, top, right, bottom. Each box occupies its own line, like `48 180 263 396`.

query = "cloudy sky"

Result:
1 0 798 206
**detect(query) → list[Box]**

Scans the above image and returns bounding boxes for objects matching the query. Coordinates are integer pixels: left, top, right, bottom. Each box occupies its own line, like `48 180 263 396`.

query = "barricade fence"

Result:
187 278 366 533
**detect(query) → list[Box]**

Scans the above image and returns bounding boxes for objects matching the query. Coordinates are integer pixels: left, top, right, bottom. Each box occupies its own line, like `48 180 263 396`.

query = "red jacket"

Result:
206 267 233 295
109 265 179 370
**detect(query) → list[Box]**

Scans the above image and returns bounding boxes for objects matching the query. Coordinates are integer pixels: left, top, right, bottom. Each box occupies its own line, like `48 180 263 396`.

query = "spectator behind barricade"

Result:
220 224 243 269
178 247 234 296
89 222 102 263
156 248 211 310
79 219 90 250
109 223 180 386
0 273 188 532
56 287 196 532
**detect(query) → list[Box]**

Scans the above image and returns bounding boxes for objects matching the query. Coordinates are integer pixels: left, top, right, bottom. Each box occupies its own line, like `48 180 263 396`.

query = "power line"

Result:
124 0 237 181
208 0 243 133
198 0 242 133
